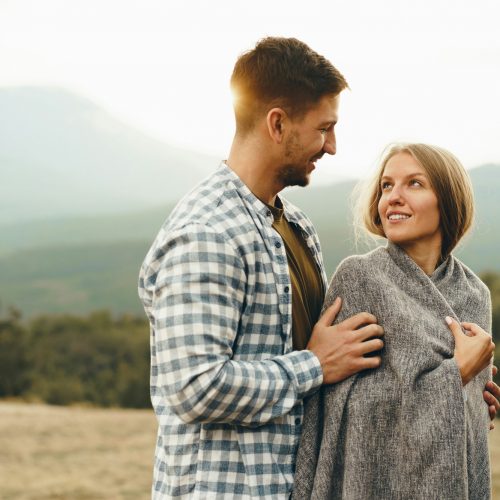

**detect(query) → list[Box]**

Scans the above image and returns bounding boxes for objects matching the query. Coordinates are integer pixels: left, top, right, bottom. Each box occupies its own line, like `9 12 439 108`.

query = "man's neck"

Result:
227 135 281 205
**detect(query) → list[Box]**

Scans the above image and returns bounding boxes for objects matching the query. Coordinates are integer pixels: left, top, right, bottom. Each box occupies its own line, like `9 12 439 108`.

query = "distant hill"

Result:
0 86 219 224
0 164 498 317
0 241 148 315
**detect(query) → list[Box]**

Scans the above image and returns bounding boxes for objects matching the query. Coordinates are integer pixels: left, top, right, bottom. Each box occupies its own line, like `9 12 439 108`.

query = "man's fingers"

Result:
317 297 342 327
489 404 497 422
484 387 500 423
356 355 382 370
485 382 500 410
355 324 384 342
339 311 378 331
358 338 384 355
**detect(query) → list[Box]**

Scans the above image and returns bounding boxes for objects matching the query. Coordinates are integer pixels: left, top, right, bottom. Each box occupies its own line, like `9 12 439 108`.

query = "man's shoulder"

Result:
144 164 269 266
166 164 251 231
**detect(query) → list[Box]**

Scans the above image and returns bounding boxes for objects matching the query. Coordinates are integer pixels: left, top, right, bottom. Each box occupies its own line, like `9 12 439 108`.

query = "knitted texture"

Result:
293 242 492 500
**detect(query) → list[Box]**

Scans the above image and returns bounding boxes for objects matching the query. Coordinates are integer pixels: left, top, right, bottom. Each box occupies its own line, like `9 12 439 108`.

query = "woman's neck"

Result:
399 241 442 276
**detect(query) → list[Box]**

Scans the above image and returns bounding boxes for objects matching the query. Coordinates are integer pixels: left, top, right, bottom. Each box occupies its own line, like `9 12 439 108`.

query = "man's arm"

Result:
147 224 322 426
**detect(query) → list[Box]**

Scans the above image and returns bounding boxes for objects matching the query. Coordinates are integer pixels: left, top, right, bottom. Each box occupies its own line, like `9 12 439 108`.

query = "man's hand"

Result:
484 365 500 430
307 297 384 385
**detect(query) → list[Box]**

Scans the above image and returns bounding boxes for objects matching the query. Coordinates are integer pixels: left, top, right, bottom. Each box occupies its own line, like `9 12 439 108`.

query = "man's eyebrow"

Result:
318 120 336 127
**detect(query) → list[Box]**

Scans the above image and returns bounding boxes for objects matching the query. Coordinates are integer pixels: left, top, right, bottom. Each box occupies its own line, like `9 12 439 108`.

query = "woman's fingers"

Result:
445 316 464 340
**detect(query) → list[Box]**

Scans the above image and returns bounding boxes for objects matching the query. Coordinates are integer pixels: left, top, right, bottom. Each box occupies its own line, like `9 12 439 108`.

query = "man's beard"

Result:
277 130 318 188
277 164 310 188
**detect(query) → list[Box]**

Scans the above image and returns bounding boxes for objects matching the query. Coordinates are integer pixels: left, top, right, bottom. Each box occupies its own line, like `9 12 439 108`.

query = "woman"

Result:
293 143 494 499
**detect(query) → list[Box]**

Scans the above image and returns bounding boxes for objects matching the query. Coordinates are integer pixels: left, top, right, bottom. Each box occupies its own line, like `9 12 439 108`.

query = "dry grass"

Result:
0 402 156 500
0 402 499 499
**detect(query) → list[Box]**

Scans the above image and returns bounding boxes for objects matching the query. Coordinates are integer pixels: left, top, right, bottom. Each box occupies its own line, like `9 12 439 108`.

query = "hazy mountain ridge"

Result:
0 86 219 224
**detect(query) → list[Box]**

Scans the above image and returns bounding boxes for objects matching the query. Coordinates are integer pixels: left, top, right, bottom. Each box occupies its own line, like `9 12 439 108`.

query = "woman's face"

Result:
377 152 442 253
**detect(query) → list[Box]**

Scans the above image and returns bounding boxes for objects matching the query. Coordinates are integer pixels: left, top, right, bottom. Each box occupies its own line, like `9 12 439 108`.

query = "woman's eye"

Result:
381 182 391 190
410 180 422 187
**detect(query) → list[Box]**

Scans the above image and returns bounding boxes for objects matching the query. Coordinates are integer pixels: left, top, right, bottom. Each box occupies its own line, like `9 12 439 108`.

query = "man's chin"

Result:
284 175 310 188
296 175 310 187
278 165 311 188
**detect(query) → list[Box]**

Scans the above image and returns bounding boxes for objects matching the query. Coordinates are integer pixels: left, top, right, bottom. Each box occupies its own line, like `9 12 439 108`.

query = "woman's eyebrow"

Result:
381 172 427 180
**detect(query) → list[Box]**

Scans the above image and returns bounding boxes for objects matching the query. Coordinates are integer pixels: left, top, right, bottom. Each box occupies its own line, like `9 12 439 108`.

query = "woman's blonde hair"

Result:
357 143 474 258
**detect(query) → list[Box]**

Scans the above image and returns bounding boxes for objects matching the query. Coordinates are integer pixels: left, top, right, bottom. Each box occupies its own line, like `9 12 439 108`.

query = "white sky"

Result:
1 0 499 183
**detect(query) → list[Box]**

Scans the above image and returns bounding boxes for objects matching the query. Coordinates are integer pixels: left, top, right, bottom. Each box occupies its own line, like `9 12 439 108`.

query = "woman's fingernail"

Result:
445 316 453 325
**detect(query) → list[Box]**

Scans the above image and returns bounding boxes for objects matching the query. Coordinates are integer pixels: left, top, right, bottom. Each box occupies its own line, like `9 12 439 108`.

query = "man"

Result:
139 37 499 499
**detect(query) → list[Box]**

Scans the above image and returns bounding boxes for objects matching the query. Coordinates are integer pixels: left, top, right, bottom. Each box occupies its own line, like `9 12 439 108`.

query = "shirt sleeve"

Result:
143 223 323 426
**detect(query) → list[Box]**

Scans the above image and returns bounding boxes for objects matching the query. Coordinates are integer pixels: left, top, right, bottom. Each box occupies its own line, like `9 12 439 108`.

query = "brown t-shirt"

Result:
268 198 325 350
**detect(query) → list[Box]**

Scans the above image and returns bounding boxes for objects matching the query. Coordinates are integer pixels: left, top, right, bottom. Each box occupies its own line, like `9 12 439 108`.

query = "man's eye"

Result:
319 129 327 134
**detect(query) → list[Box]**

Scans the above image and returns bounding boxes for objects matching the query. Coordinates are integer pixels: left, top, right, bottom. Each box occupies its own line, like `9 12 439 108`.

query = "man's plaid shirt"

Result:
139 163 327 498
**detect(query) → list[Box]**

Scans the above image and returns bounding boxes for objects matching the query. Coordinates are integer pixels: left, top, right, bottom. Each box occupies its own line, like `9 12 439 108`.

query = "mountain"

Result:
0 165 498 317
0 86 219 224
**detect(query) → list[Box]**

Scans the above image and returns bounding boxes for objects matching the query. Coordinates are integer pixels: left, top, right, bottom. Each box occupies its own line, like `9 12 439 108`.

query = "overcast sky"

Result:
1 0 499 183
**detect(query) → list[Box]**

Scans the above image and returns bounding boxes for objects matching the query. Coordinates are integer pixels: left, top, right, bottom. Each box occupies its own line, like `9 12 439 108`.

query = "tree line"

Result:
1 271 500 408
0 309 150 407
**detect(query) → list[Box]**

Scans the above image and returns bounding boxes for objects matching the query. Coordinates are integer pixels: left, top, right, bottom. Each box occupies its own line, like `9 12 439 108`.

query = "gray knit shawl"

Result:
293 242 492 500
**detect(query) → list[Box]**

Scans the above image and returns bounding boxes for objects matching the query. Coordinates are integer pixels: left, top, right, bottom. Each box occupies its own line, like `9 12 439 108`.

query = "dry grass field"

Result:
0 402 499 499
0 403 156 500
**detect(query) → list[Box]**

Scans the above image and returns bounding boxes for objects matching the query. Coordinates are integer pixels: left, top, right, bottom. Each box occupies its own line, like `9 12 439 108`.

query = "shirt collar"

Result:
219 161 308 229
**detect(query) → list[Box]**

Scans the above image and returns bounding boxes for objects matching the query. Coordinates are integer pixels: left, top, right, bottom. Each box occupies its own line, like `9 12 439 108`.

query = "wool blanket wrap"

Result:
293 243 492 500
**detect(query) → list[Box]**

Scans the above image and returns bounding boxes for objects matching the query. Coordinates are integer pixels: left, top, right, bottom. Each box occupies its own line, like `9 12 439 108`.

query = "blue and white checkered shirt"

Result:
139 163 327 498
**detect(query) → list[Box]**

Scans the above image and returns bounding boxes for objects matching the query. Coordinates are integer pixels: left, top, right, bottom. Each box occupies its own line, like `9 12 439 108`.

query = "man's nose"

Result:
323 131 336 155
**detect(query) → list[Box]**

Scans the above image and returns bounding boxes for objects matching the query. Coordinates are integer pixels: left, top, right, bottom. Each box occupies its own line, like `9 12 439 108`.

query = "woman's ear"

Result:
266 108 288 144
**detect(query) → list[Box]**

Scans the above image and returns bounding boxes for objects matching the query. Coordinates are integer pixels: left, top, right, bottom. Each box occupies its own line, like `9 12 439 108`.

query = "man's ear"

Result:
266 108 288 144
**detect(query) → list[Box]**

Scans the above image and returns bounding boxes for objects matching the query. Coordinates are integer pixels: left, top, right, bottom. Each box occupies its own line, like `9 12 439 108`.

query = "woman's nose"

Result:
388 186 403 204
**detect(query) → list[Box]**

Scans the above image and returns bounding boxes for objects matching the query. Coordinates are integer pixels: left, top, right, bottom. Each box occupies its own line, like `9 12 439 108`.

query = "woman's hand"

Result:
446 317 495 386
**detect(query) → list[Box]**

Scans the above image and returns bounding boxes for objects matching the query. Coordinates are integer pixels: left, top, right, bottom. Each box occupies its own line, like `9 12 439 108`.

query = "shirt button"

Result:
275 241 281 249
267 210 272 217
295 417 301 425
284 286 290 293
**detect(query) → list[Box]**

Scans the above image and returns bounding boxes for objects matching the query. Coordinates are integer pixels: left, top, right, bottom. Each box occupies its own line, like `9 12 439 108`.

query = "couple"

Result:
139 37 498 499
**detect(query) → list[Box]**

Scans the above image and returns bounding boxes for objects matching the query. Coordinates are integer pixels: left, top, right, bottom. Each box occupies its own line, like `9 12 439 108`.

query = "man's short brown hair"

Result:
230 37 348 134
